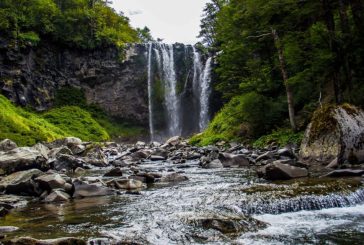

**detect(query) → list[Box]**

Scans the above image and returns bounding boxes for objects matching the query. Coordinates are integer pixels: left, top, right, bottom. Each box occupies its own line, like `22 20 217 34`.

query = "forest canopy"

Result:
193 0 364 145
0 0 146 48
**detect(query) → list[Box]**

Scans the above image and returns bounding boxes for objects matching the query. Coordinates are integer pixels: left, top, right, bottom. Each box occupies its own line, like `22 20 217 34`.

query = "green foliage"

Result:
196 0 364 145
18 31 40 45
190 92 285 146
0 94 66 146
54 86 145 139
0 0 140 48
42 106 109 141
253 129 304 148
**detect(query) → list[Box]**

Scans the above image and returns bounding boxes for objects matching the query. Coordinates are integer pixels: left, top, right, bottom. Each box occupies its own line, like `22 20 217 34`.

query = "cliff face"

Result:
0 40 149 125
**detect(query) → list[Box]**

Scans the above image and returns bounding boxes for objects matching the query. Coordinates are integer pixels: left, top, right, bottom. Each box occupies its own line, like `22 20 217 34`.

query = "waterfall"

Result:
159 44 181 136
147 43 154 141
146 43 212 141
199 57 212 131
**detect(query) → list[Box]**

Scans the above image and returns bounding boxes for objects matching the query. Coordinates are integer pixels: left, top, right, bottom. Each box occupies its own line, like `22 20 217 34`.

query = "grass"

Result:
253 128 304 148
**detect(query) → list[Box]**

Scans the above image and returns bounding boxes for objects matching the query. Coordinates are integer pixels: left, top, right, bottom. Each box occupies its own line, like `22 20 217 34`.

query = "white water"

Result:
147 43 155 141
199 57 213 131
159 44 181 137
240 204 364 244
146 44 213 139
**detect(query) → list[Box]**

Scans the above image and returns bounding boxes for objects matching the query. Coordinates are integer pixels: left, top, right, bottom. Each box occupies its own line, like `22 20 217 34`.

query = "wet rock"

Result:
85 148 108 167
32 143 50 159
35 173 66 191
44 190 70 203
50 154 85 171
4 236 86 245
68 144 86 155
150 155 166 161
108 178 146 190
300 105 364 164
202 159 223 169
103 168 123 177
165 136 182 146
47 146 73 159
72 180 115 198
136 173 156 183
46 137 83 149
0 169 44 196
260 162 308 180
326 158 339 169
323 169 364 178
256 151 275 162
0 147 47 174
0 207 9 217
190 213 267 235
74 167 86 174
218 153 249 168
0 226 19 233
277 146 296 159
130 150 150 161
0 139 17 151
160 173 188 183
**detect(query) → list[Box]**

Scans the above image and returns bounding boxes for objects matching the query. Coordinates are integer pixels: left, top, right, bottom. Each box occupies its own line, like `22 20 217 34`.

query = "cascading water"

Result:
146 43 213 141
147 43 155 141
199 57 212 131
159 44 181 137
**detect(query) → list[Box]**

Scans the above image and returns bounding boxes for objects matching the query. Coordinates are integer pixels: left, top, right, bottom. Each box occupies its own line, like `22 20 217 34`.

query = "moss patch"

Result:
309 104 337 144
253 128 304 148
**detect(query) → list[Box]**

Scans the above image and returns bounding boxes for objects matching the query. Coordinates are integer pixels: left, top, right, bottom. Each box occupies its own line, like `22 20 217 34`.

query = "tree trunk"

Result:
339 0 353 94
322 0 342 104
271 28 297 132
349 0 364 33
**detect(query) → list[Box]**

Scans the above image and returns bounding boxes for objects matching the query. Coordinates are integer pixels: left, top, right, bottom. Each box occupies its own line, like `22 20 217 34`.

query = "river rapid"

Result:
1 158 363 244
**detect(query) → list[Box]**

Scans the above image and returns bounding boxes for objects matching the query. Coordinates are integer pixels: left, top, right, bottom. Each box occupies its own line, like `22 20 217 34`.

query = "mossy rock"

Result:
300 104 364 164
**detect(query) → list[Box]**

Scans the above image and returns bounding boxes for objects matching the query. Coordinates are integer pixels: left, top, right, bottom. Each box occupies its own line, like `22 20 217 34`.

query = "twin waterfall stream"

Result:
146 43 212 141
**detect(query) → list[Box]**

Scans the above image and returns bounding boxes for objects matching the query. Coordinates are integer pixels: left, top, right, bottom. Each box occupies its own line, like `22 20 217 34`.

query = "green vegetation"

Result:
42 106 109 142
195 0 364 147
253 129 304 148
0 95 65 146
0 0 141 49
0 94 111 145
54 86 145 139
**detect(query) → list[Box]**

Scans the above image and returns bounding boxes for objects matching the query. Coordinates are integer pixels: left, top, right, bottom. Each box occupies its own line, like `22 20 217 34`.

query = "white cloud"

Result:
111 0 210 44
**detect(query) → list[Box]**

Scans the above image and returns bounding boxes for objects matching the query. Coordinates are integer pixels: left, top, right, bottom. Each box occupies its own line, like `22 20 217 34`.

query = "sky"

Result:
111 0 210 44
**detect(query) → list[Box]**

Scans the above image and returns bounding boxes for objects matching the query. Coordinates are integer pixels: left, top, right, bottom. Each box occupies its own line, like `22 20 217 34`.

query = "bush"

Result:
190 92 286 146
253 128 304 148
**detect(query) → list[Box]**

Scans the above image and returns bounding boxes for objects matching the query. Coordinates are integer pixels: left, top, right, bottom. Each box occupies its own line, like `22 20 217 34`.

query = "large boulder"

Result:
300 105 364 165
0 147 47 174
0 139 17 151
0 169 44 196
258 162 308 181
35 173 67 191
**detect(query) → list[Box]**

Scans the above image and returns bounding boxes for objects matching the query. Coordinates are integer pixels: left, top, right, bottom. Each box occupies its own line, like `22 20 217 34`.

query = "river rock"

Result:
103 168 123 177
256 151 275 162
44 190 70 203
202 159 223 169
218 153 249 168
323 169 364 178
46 137 83 149
160 173 188 183
277 146 296 159
47 146 73 159
4 236 86 245
49 154 85 171
259 162 308 180
0 226 19 233
150 155 166 161
109 179 146 190
0 169 44 196
0 147 47 174
300 105 364 164
35 173 66 191
0 139 17 151
189 213 267 235
72 180 115 198
165 136 182 146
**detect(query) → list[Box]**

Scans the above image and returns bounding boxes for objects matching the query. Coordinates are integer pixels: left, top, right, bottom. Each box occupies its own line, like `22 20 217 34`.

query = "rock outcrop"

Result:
300 104 364 165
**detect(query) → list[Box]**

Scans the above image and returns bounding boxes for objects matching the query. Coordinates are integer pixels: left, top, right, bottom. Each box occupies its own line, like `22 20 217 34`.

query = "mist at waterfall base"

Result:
146 43 212 142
